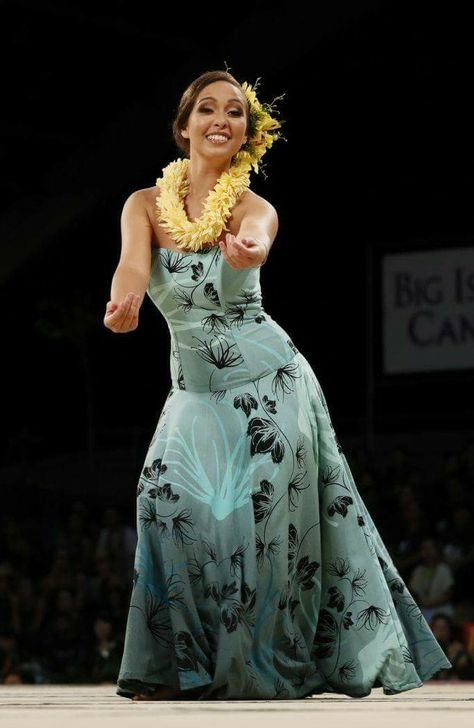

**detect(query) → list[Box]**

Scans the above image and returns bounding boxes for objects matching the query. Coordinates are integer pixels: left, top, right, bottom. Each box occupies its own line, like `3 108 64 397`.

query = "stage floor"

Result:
1 682 473 728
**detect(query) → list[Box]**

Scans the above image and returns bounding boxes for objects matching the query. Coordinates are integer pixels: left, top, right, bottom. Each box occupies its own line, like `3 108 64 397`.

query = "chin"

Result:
200 148 234 163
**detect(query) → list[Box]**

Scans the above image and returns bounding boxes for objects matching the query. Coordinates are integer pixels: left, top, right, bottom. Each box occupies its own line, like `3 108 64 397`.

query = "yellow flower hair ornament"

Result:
234 77 287 179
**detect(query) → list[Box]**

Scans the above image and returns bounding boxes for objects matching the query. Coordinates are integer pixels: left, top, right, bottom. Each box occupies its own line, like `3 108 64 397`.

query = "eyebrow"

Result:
197 96 244 106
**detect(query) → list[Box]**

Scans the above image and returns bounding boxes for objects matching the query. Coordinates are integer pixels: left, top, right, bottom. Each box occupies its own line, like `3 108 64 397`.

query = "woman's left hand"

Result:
219 233 265 269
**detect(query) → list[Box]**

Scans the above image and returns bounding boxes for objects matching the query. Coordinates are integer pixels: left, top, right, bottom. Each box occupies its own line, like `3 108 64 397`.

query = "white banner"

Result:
382 246 474 373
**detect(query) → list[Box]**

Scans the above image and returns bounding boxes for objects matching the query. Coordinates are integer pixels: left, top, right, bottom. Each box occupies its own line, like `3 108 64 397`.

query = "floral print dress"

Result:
115 244 452 700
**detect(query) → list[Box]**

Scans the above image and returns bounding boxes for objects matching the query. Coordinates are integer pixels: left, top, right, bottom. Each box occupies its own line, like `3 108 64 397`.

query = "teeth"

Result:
207 135 228 143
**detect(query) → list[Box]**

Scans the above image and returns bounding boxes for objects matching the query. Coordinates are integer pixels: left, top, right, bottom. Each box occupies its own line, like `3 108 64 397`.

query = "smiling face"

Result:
180 80 249 165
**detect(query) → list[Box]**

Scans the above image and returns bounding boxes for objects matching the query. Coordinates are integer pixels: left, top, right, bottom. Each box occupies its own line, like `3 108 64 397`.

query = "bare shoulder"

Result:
142 185 160 196
240 189 277 214
128 186 157 204
124 187 159 223
120 187 152 215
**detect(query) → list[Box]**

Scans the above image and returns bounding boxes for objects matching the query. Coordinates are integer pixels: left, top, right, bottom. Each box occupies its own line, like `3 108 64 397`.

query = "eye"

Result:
198 106 243 116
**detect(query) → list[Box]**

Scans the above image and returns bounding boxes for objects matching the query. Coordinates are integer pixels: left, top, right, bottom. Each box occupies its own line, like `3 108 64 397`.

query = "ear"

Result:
181 127 189 139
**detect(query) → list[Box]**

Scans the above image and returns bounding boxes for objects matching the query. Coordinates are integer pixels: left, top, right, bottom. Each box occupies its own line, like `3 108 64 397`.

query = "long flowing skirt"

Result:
116 350 452 699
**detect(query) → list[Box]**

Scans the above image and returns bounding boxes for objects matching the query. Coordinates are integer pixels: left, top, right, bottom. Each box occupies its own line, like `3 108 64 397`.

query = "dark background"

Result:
0 0 472 482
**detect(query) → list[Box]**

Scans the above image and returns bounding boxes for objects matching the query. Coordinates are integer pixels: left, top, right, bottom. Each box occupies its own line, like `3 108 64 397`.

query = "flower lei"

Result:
154 78 286 253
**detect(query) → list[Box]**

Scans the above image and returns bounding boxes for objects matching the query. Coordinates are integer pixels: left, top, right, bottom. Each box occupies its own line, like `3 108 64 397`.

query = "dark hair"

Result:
171 70 251 159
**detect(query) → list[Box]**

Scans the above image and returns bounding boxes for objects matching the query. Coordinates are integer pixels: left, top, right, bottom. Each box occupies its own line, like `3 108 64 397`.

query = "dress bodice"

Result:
146 246 299 392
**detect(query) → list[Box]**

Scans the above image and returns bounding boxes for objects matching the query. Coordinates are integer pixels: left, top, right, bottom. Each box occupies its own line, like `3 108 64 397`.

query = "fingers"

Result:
222 234 245 258
106 295 131 324
120 293 139 332
231 234 254 255
226 232 244 253
241 238 255 250
116 293 139 332
104 293 140 332
220 234 256 268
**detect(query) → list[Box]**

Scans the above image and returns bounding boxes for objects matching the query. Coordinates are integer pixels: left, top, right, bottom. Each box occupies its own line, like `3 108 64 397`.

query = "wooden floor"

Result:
1 682 473 728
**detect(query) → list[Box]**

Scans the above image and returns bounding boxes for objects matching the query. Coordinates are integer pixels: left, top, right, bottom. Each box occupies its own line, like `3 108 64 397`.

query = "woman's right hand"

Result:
103 292 141 333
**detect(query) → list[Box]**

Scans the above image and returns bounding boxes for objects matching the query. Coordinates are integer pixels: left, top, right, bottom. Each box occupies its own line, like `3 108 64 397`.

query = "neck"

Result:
186 154 232 200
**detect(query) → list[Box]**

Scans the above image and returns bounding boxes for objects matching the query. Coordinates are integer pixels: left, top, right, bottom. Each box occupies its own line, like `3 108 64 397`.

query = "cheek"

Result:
233 118 247 134
195 124 208 137
188 115 208 136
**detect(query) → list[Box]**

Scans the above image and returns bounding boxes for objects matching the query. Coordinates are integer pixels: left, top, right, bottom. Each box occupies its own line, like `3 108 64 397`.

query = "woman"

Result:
104 70 452 701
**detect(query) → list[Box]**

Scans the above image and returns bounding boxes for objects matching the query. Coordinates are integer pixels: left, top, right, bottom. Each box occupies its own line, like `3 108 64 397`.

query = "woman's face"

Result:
181 80 248 166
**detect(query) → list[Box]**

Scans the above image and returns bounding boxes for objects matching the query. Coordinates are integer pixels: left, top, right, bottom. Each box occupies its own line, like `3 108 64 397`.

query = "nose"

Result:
213 113 228 129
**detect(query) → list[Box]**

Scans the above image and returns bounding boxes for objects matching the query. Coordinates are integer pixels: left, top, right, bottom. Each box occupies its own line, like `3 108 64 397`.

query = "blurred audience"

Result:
88 613 124 684
0 436 473 685
408 538 455 622
430 613 474 680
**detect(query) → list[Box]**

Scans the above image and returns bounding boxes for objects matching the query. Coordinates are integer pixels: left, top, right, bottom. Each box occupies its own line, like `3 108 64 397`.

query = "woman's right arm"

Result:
104 190 152 333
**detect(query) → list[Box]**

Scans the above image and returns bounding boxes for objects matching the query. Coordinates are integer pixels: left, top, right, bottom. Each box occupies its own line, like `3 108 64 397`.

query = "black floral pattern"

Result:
116 246 452 702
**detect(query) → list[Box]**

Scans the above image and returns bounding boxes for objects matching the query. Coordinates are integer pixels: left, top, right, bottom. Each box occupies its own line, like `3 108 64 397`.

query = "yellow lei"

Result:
155 157 251 253
154 79 286 253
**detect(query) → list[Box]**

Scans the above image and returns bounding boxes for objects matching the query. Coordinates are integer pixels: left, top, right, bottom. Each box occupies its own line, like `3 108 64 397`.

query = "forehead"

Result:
197 81 245 104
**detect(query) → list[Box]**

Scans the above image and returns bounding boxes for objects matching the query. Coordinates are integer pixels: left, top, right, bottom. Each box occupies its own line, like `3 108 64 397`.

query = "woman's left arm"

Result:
237 196 279 265
219 196 279 269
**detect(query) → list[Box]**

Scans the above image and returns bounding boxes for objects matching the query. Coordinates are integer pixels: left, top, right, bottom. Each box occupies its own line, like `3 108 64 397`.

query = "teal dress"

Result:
116 244 452 700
